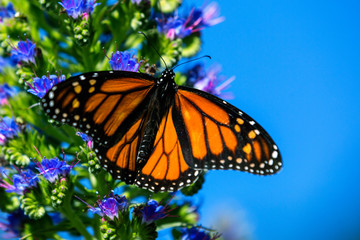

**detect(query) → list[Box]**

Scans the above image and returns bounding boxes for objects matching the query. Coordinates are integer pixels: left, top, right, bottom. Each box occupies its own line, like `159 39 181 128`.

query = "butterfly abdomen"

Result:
136 85 175 165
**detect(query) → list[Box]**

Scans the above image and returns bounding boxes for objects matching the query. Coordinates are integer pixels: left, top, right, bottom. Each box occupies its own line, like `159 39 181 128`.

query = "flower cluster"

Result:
87 194 128 220
10 39 36 64
157 2 224 40
59 0 100 19
0 117 20 145
140 199 168 224
26 74 65 98
0 2 15 21
108 51 140 72
0 155 74 194
77 132 93 149
0 169 38 194
35 157 73 183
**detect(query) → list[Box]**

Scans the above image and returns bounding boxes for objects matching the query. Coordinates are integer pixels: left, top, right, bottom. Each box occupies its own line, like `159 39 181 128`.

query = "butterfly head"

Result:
158 69 175 84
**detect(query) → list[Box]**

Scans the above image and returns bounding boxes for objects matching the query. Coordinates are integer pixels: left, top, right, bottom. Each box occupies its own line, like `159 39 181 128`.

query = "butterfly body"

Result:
41 69 282 192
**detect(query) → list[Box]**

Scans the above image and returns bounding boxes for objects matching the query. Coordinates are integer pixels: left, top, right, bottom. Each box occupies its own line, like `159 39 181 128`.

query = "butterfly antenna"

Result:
172 55 211 70
138 31 168 69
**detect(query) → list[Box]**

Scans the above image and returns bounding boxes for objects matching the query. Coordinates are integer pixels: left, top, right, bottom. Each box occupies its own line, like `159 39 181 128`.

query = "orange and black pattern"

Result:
41 69 282 192
174 87 281 175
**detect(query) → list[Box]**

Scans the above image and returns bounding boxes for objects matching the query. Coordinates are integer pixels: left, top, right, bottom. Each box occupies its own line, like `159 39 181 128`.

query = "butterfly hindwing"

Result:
135 105 201 192
174 86 282 175
94 114 148 185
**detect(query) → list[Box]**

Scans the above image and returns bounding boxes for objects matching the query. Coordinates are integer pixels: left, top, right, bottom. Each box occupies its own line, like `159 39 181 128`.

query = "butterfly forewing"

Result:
41 71 155 145
174 86 282 175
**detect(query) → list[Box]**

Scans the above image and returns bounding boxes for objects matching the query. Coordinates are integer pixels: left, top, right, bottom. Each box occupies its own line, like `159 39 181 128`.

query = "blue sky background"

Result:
184 0 360 239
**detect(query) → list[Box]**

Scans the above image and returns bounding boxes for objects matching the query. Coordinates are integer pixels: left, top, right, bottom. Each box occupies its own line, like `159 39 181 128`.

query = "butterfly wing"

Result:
41 71 156 183
173 86 282 175
134 105 201 192
94 113 148 184
41 71 155 144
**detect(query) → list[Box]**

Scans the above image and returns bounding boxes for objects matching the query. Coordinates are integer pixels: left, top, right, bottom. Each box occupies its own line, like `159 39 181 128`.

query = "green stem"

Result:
82 45 93 72
61 188 93 240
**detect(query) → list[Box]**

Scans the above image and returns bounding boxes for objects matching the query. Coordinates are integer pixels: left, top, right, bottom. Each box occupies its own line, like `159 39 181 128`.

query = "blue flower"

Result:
10 39 36 64
180 227 212 240
140 199 167 224
188 2 224 28
76 132 93 149
0 209 27 239
59 0 99 19
0 83 18 105
59 0 85 19
0 117 20 145
0 3 16 21
156 2 224 40
26 74 65 98
87 195 128 220
188 64 235 100
35 157 72 183
156 16 191 40
108 51 140 72
0 169 39 194
83 0 100 13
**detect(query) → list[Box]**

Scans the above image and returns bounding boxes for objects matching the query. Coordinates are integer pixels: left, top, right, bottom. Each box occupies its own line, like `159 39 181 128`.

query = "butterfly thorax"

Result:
156 69 178 96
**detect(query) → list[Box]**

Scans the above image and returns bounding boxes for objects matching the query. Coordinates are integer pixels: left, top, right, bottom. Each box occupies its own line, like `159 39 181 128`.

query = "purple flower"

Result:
108 51 140 72
10 39 36 64
156 2 224 40
86 195 128 220
0 117 20 145
188 64 235 100
0 83 18 105
157 16 191 40
140 199 167 224
35 157 72 183
180 227 213 240
59 0 99 19
0 3 16 21
26 74 65 98
188 2 224 28
76 132 93 149
84 0 100 13
0 169 39 194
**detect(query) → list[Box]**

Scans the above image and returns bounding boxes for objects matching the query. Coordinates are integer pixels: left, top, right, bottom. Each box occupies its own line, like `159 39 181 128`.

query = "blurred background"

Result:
185 0 360 239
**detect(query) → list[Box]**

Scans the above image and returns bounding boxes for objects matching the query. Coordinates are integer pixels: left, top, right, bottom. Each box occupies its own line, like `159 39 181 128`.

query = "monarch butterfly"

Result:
41 68 282 192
